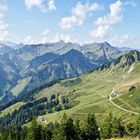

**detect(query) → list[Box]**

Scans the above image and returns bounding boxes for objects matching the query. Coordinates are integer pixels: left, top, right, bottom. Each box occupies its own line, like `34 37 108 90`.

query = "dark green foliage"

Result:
0 113 140 140
133 114 140 136
0 97 58 127
27 118 43 140
0 126 27 140
83 114 100 140
60 114 78 140
101 113 125 139
62 78 81 87
0 94 74 128
125 122 135 136
55 104 62 111
51 94 56 100
100 113 113 138
129 85 136 91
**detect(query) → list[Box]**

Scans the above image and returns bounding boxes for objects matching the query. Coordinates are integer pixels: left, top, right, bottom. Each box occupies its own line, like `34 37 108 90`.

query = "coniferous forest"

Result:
1 113 140 140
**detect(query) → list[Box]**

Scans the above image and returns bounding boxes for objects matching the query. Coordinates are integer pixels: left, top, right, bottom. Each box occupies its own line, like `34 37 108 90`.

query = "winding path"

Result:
109 90 139 115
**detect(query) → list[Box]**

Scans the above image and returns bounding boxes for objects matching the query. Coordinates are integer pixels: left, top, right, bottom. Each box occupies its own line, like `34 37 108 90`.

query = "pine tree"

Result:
134 114 140 136
84 113 100 140
27 118 43 140
75 119 82 140
126 121 135 136
61 113 77 140
111 117 125 137
52 122 66 140
101 113 113 139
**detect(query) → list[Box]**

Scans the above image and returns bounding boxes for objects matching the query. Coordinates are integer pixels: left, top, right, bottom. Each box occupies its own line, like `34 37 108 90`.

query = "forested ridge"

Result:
0 94 72 128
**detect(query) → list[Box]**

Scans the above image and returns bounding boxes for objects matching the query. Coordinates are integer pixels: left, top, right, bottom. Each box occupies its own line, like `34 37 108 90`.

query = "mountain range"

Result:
0 40 137 103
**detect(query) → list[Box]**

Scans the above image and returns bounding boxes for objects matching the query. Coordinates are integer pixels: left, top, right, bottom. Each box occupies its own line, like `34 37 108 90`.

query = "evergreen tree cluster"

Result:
0 95 71 128
1 113 140 140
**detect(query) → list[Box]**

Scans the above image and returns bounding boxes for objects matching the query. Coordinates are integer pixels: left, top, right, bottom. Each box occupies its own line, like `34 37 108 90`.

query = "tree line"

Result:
1 113 140 140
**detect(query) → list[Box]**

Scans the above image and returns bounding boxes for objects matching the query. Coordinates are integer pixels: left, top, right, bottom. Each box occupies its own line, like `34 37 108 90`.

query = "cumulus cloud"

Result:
48 0 56 11
90 25 111 39
0 2 10 41
41 28 75 43
90 0 123 39
25 0 56 12
23 36 37 44
59 2 101 29
53 34 73 42
23 32 75 44
90 0 136 39
96 0 123 26
42 29 50 36
40 29 50 43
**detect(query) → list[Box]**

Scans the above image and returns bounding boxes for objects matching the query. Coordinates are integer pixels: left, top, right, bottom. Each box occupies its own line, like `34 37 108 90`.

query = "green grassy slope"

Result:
34 55 140 124
11 77 32 96
0 102 25 117
35 64 140 124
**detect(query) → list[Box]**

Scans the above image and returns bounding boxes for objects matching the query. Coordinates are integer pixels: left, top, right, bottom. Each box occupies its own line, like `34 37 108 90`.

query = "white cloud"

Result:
0 2 7 18
124 0 136 7
40 29 50 43
23 36 37 44
42 29 50 36
0 29 10 41
23 29 50 44
48 0 56 11
90 25 111 39
90 0 136 40
0 2 10 41
96 0 123 26
23 32 75 44
25 0 44 10
110 34 134 46
54 34 73 42
90 0 123 39
25 0 56 12
0 20 8 30
59 2 101 29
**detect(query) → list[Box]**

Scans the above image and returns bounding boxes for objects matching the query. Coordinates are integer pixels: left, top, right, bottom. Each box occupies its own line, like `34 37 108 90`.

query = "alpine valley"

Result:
0 41 122 103
0 40 140 139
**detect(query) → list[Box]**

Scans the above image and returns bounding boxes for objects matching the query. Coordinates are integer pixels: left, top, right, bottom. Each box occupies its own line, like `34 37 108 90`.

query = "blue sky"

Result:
0 0 139 48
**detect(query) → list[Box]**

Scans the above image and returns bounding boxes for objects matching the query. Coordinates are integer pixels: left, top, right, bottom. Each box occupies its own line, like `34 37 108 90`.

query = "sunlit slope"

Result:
35 51 140 123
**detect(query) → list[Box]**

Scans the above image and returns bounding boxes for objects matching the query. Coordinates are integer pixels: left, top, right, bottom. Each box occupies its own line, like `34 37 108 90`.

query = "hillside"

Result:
35 50 140 123
0 50 140 127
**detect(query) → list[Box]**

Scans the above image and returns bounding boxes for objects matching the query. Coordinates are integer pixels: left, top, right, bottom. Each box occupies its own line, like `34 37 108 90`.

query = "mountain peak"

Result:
103 41 112 47
55 40 65 45
99 50 140 71
0 41 16 47
66 49 79 53
124 50 140 61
